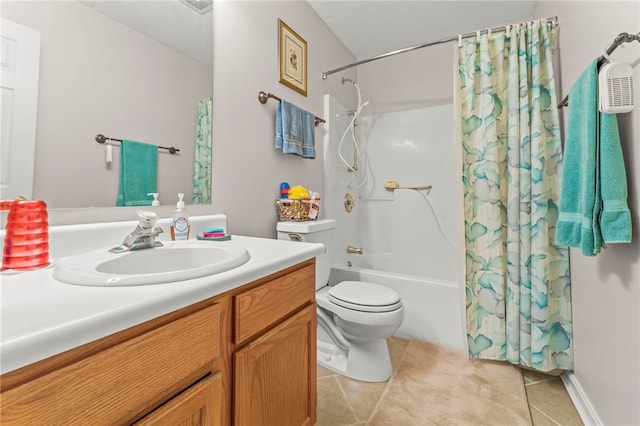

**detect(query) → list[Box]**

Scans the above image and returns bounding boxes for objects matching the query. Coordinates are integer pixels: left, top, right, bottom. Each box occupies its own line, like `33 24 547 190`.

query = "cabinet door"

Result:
135 374 222 426
234 304 316 426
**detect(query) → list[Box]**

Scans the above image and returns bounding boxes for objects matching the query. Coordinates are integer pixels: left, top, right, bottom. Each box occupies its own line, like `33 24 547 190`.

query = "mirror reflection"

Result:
1 1 213 208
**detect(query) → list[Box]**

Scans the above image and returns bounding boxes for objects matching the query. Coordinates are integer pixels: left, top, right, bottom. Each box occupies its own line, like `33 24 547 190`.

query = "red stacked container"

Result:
1 199 49 271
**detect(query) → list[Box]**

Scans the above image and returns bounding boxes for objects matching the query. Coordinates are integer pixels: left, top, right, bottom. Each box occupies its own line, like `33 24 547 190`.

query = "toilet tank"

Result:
277 219 336 290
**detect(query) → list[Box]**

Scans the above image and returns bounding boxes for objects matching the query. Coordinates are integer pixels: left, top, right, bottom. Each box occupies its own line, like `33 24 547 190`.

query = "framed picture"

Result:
278 19 307 97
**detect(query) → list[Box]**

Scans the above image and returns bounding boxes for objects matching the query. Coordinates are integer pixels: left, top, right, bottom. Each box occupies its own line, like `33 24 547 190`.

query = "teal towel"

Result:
275 99 316 159
556 59 600 255
556 59 632 255
116 140 158 206
599 113 632 243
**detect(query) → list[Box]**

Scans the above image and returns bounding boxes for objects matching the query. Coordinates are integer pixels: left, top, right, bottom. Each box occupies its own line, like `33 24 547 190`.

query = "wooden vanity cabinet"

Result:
0 259 317 426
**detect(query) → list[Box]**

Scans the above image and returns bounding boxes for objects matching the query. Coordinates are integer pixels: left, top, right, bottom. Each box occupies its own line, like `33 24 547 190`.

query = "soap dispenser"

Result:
147 193 160 207
171 193 190 240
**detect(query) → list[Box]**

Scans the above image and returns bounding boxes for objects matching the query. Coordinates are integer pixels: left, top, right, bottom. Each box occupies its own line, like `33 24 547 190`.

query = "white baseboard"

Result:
561 372 602 426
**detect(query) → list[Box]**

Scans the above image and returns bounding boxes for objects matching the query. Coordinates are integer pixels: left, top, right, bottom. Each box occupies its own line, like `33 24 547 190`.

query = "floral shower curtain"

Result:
455 20 573 371
192 97 212 205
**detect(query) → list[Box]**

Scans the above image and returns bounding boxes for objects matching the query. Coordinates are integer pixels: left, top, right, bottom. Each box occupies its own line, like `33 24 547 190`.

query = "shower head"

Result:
341 77 355 85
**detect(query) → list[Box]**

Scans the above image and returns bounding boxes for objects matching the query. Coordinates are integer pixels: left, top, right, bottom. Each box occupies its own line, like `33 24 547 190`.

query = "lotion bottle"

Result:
171 193 190 240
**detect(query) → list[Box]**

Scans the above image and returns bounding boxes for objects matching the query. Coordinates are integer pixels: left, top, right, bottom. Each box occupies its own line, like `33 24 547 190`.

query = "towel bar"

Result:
95 134 179 154
258 91 326 126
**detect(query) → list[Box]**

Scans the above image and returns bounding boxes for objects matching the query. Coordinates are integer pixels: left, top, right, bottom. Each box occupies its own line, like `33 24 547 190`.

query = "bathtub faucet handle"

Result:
347 245 363 254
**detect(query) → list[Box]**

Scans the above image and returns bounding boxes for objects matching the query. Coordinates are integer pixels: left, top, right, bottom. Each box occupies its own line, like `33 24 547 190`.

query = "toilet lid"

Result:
328 281 402 313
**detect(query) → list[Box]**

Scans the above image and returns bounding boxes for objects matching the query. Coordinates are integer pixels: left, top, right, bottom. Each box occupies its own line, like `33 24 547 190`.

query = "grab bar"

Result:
347 109 358 172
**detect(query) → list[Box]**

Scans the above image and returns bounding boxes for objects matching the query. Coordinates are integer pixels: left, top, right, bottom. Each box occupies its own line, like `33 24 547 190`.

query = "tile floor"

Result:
317 337 584 426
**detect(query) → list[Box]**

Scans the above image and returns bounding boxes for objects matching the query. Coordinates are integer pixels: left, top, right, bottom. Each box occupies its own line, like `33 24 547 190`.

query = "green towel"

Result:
556 59 632 255
116 140 158 206
556 59 600 255
599 113 632 243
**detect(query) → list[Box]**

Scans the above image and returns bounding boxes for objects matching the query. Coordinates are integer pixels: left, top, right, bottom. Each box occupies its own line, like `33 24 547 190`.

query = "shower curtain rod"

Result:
322 16 558 79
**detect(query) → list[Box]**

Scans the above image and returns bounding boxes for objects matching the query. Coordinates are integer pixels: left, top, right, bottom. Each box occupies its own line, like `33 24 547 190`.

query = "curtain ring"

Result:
458 34 462 47
476 30 481 41
487 28 492 37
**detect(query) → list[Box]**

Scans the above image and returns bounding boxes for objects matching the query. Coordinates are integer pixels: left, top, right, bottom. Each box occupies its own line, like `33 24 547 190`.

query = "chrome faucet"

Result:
347 245 363 254
110 211 164 253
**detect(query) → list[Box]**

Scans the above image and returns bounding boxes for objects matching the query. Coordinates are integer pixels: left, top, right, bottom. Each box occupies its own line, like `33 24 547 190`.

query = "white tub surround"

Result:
0 215 324 374
323 97 464 351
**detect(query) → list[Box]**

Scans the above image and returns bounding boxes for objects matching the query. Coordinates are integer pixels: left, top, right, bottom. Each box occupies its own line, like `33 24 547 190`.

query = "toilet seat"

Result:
328 281 402 313
317 286 404 328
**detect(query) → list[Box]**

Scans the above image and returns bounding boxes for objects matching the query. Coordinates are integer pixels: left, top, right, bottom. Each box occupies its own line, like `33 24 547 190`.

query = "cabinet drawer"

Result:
135 373 222 426
234 262 315 345
1 303 220 425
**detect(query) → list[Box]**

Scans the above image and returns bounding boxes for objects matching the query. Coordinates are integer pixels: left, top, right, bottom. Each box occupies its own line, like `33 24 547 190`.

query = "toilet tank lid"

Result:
277 219 336 233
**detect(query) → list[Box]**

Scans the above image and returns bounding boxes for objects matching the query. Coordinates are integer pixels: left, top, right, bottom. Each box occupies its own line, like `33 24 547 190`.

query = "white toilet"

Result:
277 219 404 382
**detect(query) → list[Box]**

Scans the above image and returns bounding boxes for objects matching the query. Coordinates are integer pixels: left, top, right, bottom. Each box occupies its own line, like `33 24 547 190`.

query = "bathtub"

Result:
329 264 465 351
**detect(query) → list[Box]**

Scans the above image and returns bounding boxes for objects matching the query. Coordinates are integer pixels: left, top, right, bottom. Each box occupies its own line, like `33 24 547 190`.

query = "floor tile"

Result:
317 338 583 426
318 363 336 378
388 336 410 351
317 376 358 426
522 368 561 384
336 375 387 422
525 379 584 426
530 405 560 426
387 336 409 370
368 341 530 426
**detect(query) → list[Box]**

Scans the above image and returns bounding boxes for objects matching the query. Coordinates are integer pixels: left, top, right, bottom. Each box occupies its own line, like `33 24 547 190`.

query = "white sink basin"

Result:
53 240 251 286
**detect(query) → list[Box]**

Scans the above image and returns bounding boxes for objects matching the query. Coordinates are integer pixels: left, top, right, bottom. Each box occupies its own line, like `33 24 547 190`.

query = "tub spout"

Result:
347 245 363 254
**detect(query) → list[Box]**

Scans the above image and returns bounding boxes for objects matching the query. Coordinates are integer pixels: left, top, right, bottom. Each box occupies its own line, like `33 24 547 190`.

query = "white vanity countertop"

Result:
0 231 324 375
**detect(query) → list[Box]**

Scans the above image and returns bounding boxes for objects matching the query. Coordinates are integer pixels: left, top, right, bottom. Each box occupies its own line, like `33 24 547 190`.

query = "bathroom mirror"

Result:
2 1 213 208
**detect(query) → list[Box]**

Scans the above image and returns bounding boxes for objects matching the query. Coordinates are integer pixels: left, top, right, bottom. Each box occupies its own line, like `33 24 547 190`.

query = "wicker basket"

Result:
276 197 320 221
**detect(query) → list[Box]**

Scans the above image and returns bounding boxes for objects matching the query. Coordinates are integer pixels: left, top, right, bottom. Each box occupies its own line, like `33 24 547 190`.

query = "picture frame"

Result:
278 19 307 97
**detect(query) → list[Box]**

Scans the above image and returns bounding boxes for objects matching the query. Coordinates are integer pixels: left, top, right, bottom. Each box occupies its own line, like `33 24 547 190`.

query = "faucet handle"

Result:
151 227 164 246
151 226 164 248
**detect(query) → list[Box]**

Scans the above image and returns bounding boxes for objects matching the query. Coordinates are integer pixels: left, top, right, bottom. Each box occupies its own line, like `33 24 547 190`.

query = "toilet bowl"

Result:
277 219 404 382
316 281 404 381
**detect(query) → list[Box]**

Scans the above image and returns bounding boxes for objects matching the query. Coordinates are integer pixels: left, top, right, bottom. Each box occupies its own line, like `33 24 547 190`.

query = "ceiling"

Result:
308 1 537 59
80 1 537 68
80 0 213 66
